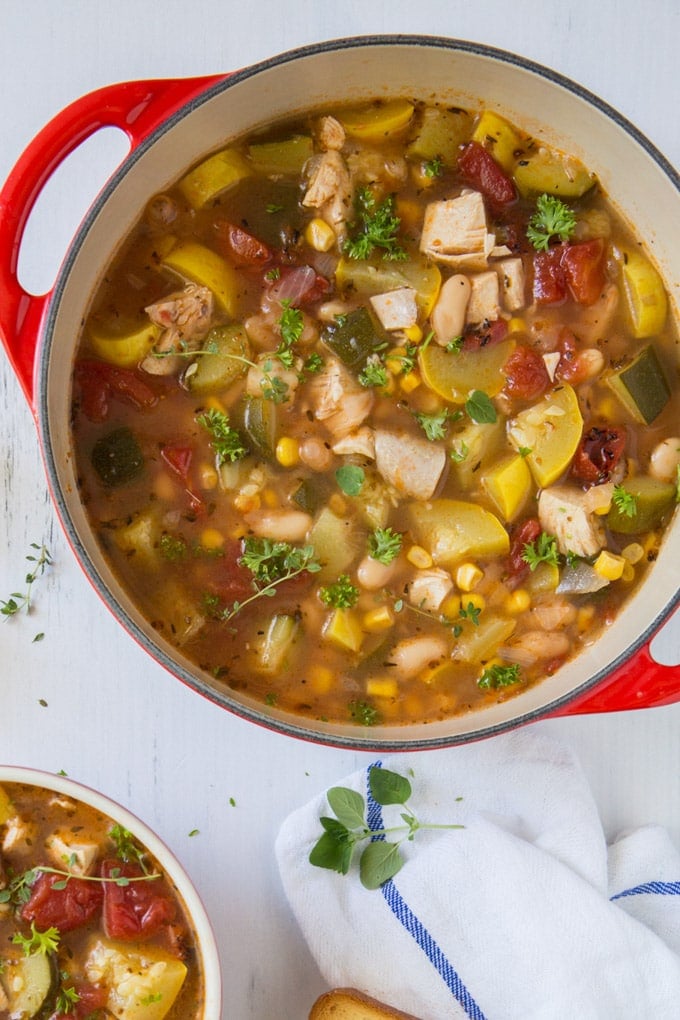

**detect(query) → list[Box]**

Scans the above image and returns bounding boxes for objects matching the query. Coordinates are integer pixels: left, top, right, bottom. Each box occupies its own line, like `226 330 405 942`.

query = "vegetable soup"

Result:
70 99 680 727
0 782 203 1019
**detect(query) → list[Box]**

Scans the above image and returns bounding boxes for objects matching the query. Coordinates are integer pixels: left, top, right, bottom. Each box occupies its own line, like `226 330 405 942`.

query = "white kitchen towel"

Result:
275 726 680 1019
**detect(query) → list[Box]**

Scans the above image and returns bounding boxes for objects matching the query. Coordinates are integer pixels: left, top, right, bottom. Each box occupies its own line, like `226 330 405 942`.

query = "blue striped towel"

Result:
276 725 680 1019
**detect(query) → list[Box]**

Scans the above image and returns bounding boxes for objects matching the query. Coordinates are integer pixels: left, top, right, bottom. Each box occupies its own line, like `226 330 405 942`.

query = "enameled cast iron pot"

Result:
1 36 678 750
0 765 222 1017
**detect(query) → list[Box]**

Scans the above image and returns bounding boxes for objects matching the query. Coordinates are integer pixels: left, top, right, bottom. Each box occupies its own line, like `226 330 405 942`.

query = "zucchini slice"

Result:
606 344 671 424
1 951 58 1018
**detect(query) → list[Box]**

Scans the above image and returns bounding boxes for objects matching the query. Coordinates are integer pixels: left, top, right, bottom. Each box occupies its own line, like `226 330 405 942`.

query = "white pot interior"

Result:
39 38 680 748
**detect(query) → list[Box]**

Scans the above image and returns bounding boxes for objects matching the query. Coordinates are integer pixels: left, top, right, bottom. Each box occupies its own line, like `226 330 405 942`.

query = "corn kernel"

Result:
304 217 336 252
275 436 300 467
461 592 486 613
385 347 407 376
456 563 484 592
233 492 261 513
201 527 224 550
199 463 219 490
621 562 635 582
366 677 399 699
407 545 433 569
440 593 462 619
403 324 423 343
594 502 612 516
363 606 396 632
262 487 278 508
622 542 644 564
505 588 531 614
308 664 334 693
594 550 626 581
507 317 526 333
205 396 227 414
399 371 421 393
577 605 596 633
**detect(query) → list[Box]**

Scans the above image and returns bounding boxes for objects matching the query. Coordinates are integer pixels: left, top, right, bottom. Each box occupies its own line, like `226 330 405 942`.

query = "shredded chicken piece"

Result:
495 257 526 312
308 358 374 437
347 149 408 189
538 485 607 559
419 190 496 270
465 271 501 325
374 429 447 500
369 287 418 331
142 283 213 375
246 354 300 403
318 115 346 151
407 568 454 613
331 427 376 460
302 151 352 241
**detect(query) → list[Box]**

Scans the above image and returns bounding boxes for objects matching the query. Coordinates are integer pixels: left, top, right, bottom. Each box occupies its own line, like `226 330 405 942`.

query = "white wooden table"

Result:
0 2 678 1016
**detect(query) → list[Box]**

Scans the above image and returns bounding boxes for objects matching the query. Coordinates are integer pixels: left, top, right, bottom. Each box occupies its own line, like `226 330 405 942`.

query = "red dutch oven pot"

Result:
0 37 678 749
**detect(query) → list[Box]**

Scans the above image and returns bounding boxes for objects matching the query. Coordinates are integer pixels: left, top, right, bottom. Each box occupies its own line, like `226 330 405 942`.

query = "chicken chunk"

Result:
142 283 213 375
331 427 376 460
308 358 374 438
407 568 454 613
369 287 418 331
419 190 496 270
538 485 607 559
374 429 447 500
465 271 501 325
46 830 99 876
302 150 352 240
318 115 346 151
246 353 300 403
496 257 526 312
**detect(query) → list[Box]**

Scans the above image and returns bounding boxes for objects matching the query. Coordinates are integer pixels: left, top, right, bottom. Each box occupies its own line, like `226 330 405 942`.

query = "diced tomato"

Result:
506 517 542 579
554 328 579 382
49 981 108 1020
533 239 606 307
571 425 627 485
560 238 606 306
161 444 193 481
458 141 517 214
462 317 509 351
503 345 551 401
532 246 568 305
22 871 103 932
75 360 157 423
215 220 275 267
101 860 176 941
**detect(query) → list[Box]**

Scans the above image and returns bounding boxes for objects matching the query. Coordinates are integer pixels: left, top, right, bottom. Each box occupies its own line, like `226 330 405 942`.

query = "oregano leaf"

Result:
359 840 404 889
327 787 366 830
369 766 411 806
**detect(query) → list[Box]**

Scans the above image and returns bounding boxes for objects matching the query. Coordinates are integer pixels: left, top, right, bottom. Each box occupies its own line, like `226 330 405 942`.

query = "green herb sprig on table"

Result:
309 766 463 889
1 543 53 620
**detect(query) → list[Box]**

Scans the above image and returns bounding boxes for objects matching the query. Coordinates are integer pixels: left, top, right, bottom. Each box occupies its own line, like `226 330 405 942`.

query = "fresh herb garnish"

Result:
344 188 407 262
368 527 402 565
309 766 463 889
335 464 365 496
522 532 560 571
110 823 149 871
423 156 443 179
55 983 81 1013
1 543 53 619
349 700 380 726
445 335 464 354
319 574 359 609
303 352 324 375
358 354 389 389
465 390 497 424
459 601 482 626
478 663 522 689
196 408 247 464
159 533 188 562
612 484 638 518
219 538 321 622
413 407 461 441
527 193 577 252
12 921 60 956
449 440 469 464
275 300 304 368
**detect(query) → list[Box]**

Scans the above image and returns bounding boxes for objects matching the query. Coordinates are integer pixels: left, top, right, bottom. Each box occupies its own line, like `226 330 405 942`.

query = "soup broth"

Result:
70 99 680 727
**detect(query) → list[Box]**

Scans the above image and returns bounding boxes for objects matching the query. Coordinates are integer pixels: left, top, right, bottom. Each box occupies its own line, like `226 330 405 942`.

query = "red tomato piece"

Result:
462 317 509 351
506 517 542 579
161 444 193 481
503 345 551 401
22 871 103 933
554 328 579 382
49 981 109 1020
75 360 157 422
458 141 517 214
532 247 568 305
215 221 275 267
561 238 606 306
101 860 176 941
571 426 627 484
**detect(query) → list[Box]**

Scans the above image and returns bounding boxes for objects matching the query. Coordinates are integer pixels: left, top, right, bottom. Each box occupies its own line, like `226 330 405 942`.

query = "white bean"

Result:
506 630 570 664
650 437 680 483
356 555 398 591
389 634 449 679
244 509 312 543
299 437 334 472
431 274 471 346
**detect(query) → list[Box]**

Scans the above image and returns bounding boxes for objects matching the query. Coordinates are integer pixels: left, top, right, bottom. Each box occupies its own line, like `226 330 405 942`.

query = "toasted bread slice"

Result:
309 987 421 1019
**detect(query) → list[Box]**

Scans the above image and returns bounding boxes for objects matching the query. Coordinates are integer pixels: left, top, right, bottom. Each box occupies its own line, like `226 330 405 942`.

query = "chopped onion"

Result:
556 561 609 595
268 265 317 305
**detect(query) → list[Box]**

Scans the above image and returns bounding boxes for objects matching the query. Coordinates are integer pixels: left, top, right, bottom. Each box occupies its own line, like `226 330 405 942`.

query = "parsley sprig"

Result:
275 300 304 368
522 532 560 571
527 193 577 252
12 921 60 957
218 538 321 622
344 188 407 262
196 408 247 465
368 527 402 565
309 766 463 889
478 663 522 689
319 575 359 609
612 484 638 518
413 407 462 441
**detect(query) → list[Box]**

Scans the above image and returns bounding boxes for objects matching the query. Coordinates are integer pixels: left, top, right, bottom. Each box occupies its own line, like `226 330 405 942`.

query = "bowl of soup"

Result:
0 36 678 748
0 766 221 1019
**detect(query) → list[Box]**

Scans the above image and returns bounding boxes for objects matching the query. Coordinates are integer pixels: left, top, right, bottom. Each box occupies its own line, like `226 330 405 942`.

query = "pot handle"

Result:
551 616 680 716
0 73 225 408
